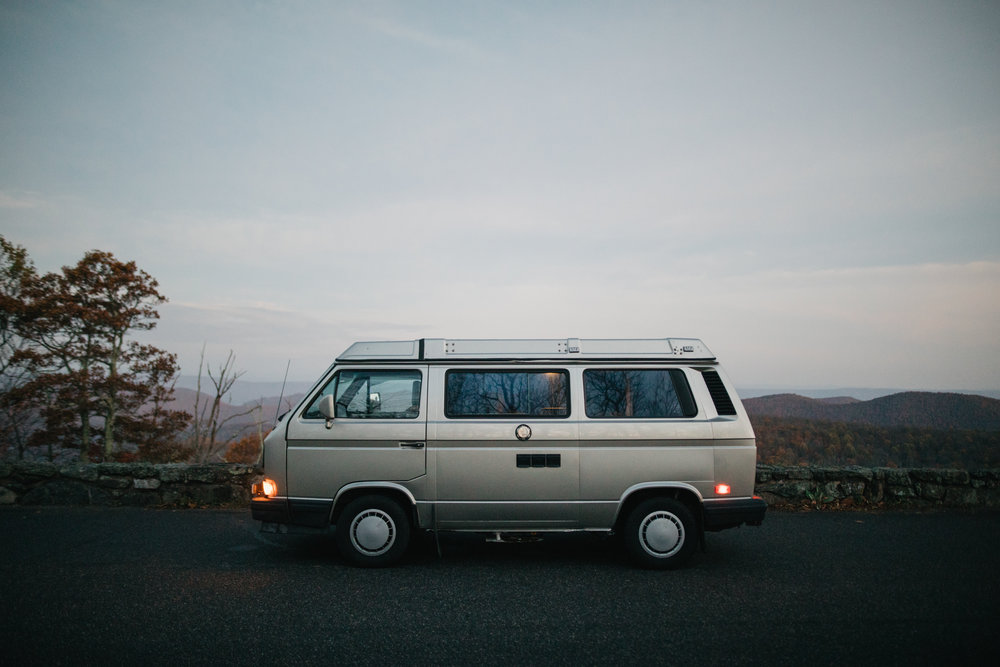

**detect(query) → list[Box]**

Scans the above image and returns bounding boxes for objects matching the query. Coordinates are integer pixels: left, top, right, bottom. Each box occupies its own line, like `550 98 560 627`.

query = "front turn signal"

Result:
253 478 278 498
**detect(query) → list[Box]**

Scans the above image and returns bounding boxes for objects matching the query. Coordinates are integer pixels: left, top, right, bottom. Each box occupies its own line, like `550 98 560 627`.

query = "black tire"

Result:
335 495 411 567
622 497 698 569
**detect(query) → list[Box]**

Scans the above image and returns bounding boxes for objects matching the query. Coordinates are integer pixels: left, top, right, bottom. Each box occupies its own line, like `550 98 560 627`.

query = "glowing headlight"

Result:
253 478 278 498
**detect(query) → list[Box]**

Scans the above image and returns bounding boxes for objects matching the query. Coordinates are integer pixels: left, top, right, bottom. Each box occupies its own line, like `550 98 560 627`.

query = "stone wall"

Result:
756 465 1000 510
0 461 261 508
1 461 998 510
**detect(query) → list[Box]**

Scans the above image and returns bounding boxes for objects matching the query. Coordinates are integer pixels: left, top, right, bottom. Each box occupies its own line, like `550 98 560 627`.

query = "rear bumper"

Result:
702 496 767 531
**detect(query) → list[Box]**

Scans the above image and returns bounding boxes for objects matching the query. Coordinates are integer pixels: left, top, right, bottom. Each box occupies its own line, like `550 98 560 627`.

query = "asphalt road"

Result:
2 506 998 666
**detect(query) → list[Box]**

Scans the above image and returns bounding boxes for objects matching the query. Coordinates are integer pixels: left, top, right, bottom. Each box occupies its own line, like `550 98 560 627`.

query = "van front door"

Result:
286 366 428 524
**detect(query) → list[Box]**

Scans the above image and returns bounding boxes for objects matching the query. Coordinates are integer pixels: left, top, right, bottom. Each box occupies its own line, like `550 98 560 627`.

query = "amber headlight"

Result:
252 478 278 498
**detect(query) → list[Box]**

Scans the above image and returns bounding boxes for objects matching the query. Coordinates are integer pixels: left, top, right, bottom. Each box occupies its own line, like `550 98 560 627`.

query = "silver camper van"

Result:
251 338 766 568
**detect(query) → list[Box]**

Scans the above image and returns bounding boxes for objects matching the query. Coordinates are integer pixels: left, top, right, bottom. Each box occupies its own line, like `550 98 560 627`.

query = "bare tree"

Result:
190 346 261 462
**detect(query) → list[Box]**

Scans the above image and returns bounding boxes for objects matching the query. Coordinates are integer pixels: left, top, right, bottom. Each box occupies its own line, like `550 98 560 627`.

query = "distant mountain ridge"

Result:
168 388 307 442
737 387 1000 401
744 391 1000 431
174 376 316 406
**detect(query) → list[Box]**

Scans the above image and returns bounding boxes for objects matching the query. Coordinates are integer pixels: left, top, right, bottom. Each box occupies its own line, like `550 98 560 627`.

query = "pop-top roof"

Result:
337 338 715 362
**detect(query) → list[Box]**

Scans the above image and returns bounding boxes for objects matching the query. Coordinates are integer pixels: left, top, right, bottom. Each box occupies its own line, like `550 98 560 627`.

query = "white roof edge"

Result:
337 337 715 361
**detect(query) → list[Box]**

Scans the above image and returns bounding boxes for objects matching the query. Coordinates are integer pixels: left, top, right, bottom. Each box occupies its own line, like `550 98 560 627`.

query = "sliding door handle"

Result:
399 441 425 449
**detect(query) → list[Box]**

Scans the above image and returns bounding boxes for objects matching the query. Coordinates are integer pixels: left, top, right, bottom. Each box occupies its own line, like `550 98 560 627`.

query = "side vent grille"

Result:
701 370 737 416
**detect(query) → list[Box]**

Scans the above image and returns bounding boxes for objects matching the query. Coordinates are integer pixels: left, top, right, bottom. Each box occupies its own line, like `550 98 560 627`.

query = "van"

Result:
251 337 766 568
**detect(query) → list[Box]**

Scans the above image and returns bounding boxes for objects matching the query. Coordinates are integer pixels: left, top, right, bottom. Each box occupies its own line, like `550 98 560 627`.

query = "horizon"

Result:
170 373 1000 406
3 1 998 391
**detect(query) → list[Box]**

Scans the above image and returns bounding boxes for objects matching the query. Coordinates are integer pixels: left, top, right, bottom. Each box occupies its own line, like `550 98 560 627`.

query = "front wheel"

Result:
335 495 411 567
623 497 698 569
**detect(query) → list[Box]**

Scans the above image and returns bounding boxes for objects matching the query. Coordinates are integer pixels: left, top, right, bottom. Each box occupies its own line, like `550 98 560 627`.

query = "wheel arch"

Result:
329 482 418 527
613 482 704 533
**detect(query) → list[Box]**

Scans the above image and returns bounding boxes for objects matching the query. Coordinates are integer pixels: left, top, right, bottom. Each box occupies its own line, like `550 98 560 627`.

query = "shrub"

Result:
224 432 266 464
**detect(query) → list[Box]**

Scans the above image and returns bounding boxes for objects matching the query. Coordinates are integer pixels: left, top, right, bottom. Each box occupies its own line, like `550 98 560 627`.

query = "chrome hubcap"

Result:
351 509 395 556
639 511 683 557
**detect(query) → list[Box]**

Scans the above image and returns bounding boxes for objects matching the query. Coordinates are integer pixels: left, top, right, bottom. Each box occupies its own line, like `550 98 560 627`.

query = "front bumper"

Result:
702 496 767 531
251 496 333 529
250 496 292 523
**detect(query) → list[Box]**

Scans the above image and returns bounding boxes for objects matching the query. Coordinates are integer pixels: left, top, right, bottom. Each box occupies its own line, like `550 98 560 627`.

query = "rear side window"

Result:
445 370 570 418
583 369 697 418
302 369 422 419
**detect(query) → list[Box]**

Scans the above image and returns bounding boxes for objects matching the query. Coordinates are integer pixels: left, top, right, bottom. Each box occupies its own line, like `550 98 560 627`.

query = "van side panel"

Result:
433 437 579 500
427 366 581 529
578 437 714 527
713 439 758 498
288 440 426 501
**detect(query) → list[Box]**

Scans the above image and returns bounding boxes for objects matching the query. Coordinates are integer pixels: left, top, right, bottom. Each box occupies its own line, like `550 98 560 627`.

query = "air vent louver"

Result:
701 370 737 416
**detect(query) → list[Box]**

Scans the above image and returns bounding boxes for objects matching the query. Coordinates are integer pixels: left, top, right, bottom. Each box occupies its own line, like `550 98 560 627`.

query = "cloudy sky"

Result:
2 0 998 391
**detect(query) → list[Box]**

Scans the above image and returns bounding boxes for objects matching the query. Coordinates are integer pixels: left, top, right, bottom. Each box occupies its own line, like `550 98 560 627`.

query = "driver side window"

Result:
302 369 422 420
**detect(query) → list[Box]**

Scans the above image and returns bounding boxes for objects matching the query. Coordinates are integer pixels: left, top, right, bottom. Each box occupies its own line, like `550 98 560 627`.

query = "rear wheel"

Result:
336 495 411 567
623 497 697 569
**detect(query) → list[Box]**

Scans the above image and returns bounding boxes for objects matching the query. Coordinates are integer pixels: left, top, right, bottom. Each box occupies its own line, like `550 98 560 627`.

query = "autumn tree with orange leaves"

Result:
0 236 40 458
1 236 190 461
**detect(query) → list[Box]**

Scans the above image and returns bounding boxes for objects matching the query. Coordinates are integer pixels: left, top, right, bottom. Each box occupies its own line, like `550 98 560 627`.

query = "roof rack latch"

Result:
566 338 581 353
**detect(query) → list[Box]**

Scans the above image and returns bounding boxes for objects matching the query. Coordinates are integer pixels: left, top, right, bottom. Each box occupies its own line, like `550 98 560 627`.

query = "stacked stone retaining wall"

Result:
755 465 1000 510
0 461 260 508
0 461 998 510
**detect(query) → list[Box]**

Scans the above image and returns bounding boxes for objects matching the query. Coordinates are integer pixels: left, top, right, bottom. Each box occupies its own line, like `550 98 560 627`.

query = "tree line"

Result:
1 236 261 463
753 415 1000 469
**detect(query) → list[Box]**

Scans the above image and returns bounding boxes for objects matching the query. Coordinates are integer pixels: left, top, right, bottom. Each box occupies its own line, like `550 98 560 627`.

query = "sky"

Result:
2 0 999 391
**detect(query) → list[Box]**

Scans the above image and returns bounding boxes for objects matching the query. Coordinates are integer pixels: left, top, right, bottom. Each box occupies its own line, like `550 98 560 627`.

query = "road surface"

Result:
1 506 998 665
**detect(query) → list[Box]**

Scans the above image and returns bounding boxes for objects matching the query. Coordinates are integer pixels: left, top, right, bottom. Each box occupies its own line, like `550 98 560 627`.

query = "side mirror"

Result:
317 394 336 419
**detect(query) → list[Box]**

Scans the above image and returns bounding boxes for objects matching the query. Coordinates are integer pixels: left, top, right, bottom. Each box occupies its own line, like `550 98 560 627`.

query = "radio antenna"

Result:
274 359 291 424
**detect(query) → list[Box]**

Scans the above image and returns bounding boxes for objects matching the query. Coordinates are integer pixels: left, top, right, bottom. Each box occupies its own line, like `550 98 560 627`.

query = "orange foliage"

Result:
224 431 270 464
753 416 1000 469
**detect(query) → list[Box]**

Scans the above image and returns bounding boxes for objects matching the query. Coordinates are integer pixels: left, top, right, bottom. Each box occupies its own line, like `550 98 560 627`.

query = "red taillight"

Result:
715 483 732 496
